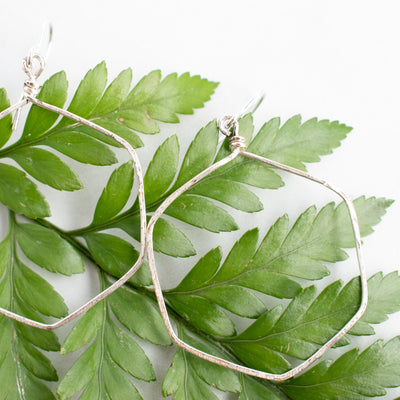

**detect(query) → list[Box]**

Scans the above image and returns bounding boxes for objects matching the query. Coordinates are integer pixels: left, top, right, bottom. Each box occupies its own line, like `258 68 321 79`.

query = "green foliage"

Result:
0 163 50 218
22 71 68 140
121 70 218 128
224 278 359 374
351 271 400 335
92 161 134 225
16 222 84 275
223 272 400 375
83 232 151 286
165 197 390 337
57 275 170 399
0 88 13 148
10 147 83 191
42 130 118 166
158 113 349 229
237 196 391 284
246 115 352 170
0 62 217 218
58 62 108 126
280 337 400 399
239 375 287 400
212 114 351 187
0 213 65 399
164 117 267 227
70 112 354 272
144 135 180 205
162 327 240 399
0 63 398 399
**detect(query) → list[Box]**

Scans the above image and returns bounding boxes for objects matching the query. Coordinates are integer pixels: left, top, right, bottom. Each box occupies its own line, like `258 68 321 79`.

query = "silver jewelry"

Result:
0 28 147 330
145 105 367 381
0 26 367 382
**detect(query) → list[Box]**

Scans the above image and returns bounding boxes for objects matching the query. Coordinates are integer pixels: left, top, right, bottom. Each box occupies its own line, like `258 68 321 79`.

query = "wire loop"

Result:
218 114 238 137
22 54 45 97
218 115 247 151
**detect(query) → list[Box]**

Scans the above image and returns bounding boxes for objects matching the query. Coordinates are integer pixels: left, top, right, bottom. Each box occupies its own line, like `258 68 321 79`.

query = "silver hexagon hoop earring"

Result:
146 104 367 381
0 27 147 331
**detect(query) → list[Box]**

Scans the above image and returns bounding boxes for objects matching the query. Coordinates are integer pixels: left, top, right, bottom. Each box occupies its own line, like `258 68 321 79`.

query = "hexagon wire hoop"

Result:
145 119 368 381
0 96 147 331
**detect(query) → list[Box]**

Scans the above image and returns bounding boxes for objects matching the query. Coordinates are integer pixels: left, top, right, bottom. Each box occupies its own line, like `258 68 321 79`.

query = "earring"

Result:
145 105 367 381
0 29 147 331
0 28 367 380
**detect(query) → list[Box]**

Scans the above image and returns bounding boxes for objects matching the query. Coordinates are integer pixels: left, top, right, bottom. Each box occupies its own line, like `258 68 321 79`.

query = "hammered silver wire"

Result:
0 35 368 378
146 118 368 381
0 58 147 330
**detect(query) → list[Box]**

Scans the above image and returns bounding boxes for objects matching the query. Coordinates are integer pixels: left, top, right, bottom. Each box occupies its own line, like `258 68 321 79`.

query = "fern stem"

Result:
139 286 288 399
66 199 164 236
35 218 96 264
7 211 26 397
31 214 290 398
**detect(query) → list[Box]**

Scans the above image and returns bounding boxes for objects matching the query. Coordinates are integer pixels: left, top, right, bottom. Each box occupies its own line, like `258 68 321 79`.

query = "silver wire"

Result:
0 47 147 330
12 23 53 132
238 92 265 118
145 116 368 381
30 22 53 64
217 92 265 146
1 34 368 380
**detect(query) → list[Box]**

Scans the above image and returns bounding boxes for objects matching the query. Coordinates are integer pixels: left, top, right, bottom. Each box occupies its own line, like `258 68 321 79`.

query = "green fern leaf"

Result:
58 61 108 127
10 147 83 191
0 60 396 399
0 213 67 399
247 115 352 170
351 271 400 335
0 163 50 218
16 222 84 275
0 63 217 203
238 375 287 400
70 113 354 265
83 232 151 286
224 271 400 375
121 70 218 128
92 161 134 225
21 71 68 140
162 327 240 399
0 88 13 148
57 275 171 400
165 197 391 336
279 337 400 399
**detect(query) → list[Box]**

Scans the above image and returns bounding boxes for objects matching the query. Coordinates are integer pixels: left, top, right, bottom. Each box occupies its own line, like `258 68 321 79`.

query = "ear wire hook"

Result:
146 92 367 382
12 23 53 132
0 28 148 330
30 22 53 65
238 91 265 118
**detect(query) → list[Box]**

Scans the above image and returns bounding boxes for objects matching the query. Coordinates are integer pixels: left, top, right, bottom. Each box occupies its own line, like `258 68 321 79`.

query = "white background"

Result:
0 1 399 399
